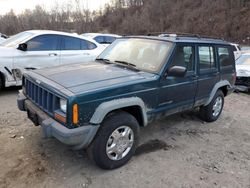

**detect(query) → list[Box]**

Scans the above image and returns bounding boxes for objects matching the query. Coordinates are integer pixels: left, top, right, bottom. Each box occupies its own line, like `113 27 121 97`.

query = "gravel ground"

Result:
0 87 250 188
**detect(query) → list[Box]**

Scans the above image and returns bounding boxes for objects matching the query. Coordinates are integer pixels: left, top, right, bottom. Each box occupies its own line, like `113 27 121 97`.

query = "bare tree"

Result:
0 0 249 43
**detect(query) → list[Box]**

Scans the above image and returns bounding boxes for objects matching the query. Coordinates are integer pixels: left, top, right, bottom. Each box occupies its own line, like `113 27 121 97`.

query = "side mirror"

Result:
17 43 27 51
167 66 187 77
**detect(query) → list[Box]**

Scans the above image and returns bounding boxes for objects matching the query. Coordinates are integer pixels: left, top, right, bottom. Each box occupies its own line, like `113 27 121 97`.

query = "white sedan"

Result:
235 53 250 91
0 30 105 89
82 33 121 48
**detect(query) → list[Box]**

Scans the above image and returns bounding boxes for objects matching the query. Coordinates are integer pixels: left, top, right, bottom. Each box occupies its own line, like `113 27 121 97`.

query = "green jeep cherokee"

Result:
18 35 235 169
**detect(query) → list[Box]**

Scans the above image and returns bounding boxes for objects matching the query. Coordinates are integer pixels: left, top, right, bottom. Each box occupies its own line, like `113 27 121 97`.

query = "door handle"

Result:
48 53 58 56
83 53 90 55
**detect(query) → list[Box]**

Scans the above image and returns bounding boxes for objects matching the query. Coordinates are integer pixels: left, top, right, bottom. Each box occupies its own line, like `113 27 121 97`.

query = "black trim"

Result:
4 67 12 75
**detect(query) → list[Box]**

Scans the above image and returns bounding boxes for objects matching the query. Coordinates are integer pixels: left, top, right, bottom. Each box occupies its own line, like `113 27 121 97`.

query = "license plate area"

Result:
27 109 39 126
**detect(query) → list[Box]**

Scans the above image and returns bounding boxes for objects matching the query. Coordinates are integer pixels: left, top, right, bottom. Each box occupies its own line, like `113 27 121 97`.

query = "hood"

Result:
34 62 156 94
0 46 17 57
236 64 250 77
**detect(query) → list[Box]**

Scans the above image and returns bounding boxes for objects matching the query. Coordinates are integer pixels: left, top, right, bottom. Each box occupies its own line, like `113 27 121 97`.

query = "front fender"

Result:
90 97 148 126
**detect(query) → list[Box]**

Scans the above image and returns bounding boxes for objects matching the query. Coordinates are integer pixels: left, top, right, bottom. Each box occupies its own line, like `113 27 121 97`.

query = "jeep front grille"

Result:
25 79 59 115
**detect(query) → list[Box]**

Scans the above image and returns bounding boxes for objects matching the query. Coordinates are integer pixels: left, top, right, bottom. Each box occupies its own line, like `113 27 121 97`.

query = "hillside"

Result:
93 0 250 43
0 0 249 43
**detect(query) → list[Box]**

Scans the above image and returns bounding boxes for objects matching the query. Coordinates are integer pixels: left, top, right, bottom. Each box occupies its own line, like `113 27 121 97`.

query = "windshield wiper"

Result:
96 58 112 64
114 60 139 71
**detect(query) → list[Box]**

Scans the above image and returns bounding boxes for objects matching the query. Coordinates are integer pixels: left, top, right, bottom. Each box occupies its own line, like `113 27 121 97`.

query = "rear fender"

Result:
205 80 232 106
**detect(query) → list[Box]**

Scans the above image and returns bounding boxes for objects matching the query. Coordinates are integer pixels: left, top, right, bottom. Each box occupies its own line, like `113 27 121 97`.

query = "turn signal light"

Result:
73 104 79 124
54 112 66 123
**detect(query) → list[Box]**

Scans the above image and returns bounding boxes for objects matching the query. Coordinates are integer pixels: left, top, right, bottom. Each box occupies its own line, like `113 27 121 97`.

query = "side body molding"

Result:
90 97 148 126
205 80 232 106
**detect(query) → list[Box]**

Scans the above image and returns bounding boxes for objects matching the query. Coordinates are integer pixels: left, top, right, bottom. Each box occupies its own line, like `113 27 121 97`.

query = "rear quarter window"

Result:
218 47 234 69
81 39 97 50
231 45 237 52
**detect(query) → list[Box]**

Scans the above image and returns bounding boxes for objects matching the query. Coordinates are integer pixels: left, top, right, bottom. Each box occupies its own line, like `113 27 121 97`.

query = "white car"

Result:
235 53 250 91
0 30 105 89
230 43 242 60
81 33 121 48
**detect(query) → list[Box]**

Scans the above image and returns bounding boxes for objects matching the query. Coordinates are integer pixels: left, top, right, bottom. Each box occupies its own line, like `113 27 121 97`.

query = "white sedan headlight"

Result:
60 99 67 113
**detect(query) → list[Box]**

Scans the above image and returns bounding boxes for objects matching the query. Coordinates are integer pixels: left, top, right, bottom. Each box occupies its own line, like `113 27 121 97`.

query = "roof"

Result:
123 35 230 45
81 33 121 38
24 30 98 44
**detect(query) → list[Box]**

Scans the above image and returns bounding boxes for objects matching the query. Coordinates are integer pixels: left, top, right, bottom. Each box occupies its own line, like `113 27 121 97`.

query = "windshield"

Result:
1 31 34 47
98 38 172 73
236 55 250 65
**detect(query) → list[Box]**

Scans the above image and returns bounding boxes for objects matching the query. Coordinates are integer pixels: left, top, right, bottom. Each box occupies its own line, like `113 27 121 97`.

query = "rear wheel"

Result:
87 111 139 169
199 90 224 122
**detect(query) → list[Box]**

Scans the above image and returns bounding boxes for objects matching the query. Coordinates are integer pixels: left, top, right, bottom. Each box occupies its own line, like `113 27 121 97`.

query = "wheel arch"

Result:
90 97 148 127
205 80 232 106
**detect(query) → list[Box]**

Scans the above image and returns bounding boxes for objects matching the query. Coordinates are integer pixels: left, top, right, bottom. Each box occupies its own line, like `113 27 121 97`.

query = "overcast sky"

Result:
0 0 111 14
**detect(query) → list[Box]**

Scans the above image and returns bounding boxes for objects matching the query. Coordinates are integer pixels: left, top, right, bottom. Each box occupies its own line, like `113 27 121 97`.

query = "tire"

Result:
0 74 4 91
87 111 139 170
199 90 224 122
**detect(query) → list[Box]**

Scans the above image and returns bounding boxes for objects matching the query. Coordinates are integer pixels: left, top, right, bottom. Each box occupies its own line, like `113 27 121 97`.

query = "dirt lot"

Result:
0 88 250 188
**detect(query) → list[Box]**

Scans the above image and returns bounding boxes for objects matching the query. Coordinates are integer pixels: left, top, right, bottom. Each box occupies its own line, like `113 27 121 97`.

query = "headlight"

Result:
60 99 67 113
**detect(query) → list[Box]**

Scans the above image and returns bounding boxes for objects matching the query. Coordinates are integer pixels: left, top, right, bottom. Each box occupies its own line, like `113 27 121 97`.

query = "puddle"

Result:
135 139 171 156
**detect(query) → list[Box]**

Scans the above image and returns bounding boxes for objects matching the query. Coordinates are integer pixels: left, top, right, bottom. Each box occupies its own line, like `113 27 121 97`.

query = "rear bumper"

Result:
17 91 99 150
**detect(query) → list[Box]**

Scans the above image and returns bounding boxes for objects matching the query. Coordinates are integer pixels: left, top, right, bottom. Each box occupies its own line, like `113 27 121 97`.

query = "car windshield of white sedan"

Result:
1 32 34 47
98 38 172 73
236 55 250 65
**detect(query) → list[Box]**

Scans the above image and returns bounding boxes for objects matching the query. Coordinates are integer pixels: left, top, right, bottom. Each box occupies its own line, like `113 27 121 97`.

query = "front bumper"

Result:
236 77 250 88
17 91 99 150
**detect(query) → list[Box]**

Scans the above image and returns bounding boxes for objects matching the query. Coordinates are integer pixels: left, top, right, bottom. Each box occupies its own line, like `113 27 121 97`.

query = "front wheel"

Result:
87 111 139 169
199 90 224 122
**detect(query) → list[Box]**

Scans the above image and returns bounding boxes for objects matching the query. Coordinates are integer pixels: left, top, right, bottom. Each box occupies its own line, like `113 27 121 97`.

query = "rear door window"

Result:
62 36 81 50
198 46 216 71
